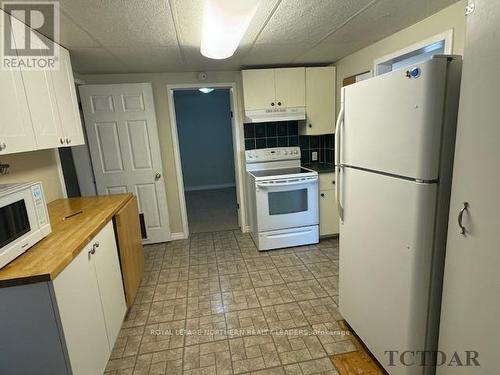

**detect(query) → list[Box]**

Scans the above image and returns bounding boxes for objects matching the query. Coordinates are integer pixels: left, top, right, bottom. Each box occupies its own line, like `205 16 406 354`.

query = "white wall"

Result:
0 150 63 202
81 71 244 235
334 0 467 113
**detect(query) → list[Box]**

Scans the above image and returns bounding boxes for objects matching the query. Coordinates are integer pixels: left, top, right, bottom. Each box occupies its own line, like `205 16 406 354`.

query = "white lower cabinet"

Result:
319 173 339 236
53 222 126 375
91 222 128 347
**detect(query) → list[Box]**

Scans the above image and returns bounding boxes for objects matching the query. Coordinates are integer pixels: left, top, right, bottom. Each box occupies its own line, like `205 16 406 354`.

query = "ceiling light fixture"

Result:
200 0 260 60
199 87 215 94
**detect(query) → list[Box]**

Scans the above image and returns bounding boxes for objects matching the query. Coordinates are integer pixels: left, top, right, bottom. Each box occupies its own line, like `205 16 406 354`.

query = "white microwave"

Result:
0 182 51 269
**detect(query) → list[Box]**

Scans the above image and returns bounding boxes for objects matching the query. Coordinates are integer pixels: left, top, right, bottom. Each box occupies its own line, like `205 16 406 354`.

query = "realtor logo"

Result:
2 1 60 70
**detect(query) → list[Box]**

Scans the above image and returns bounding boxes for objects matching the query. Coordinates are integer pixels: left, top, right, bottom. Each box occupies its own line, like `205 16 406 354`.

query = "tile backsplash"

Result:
244 121 334 165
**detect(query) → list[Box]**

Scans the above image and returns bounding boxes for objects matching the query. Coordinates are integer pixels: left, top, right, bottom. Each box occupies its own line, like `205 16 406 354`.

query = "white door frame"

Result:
167 82 246 238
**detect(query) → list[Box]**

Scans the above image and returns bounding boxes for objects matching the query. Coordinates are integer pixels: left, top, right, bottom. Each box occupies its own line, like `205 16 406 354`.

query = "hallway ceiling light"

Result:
199 87 215 93
200 0 261 60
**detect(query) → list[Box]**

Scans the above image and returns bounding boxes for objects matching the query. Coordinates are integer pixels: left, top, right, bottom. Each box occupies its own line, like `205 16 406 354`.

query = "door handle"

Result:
458 202 469 236
155 172 162 181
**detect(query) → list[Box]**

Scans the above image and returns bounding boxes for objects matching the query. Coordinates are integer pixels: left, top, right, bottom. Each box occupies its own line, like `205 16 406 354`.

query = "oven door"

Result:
255 176 319 232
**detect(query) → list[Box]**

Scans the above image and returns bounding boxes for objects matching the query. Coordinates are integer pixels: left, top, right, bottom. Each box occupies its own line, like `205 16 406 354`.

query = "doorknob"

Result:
458 202 469 236
155 172 162 181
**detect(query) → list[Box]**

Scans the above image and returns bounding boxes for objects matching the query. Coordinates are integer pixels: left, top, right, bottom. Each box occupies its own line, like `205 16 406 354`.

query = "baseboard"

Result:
184 183 236 192
170 232 187 240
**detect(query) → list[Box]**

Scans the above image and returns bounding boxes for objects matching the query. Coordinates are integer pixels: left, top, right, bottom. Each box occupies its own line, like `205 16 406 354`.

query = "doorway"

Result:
169 84 245 236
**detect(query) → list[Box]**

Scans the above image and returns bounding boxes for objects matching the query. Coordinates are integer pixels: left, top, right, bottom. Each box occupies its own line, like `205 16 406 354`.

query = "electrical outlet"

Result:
311 151 318 161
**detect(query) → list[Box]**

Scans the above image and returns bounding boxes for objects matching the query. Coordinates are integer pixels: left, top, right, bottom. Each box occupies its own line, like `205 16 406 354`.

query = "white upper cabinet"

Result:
52 47 84 147
0 9 84 154
301 66 336 135
9 17 63 150
242 67 306 111
0 14 36 154
242 69 276 110
275 67 306 108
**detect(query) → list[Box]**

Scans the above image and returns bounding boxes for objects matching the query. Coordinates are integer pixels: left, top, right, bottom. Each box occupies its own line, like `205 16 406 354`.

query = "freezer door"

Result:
339 167 437 375
342 57 448 181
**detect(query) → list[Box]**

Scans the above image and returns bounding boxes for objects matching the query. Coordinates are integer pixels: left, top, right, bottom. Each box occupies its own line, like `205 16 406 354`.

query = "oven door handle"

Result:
256 178 318 189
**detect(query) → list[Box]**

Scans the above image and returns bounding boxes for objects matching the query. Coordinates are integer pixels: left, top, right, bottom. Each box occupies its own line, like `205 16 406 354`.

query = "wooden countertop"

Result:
0 194 133 288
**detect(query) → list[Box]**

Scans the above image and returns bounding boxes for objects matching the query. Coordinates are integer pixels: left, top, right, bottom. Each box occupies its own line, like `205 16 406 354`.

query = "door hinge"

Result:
237 203 240 209
465 3 475 15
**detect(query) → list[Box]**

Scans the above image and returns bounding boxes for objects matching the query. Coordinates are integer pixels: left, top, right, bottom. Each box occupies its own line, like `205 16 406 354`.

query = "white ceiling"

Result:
8 0 460 74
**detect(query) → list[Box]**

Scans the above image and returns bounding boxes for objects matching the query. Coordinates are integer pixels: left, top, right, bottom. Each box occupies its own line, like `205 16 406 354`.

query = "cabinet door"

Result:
242 69 276 110
10 18 63 149
303 67 336 135
275 67 305 108
91 221 127 349
53 47 84 146
53 243 110 375
0 12 36 155
320 189 339 236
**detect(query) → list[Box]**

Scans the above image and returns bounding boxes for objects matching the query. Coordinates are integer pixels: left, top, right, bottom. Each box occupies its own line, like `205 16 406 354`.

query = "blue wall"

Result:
174 89 235 190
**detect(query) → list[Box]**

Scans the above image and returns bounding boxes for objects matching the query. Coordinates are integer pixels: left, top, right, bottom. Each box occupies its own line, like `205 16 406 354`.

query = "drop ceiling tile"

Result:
241 43 311 67
295 0 460 63
59 13 99 48
69 48 128 74
254 0 371 45
59 0 178 47
107 47 185 73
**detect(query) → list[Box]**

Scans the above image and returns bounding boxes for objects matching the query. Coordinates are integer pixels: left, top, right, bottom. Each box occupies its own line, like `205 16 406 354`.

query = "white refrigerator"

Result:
336 56 462 375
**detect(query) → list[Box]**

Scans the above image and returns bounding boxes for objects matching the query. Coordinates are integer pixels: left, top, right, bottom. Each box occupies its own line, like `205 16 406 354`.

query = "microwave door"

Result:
255 178 319 232
0 199 31 250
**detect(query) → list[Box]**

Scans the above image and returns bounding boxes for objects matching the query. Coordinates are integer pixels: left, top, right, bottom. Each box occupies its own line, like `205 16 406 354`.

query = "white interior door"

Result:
437 1 500 373
79 83 170 243
339 167 437 375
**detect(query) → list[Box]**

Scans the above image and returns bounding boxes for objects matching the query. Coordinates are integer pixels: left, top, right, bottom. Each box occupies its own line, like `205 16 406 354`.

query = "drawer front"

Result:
319 172 336 191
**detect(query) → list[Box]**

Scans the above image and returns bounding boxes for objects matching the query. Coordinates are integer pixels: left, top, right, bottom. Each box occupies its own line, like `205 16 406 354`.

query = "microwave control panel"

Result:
31 184 48 226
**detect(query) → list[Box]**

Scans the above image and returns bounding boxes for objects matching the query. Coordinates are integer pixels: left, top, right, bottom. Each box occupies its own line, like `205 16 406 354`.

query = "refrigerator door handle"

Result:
335 106 345 222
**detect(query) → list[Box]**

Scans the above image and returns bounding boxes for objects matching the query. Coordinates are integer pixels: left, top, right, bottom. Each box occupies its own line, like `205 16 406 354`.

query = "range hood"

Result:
244 107 306 123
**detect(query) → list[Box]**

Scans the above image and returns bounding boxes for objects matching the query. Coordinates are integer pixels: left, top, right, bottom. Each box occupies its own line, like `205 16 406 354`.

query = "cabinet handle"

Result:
458 202 469 236
88 246 96 256
277 102 282 106
0 142 5 151
94 241 100 248
308 124 312 128
65 137 70 144
271 102 275 106
332 181 335 185
60 137 64 145
320 193 325 197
